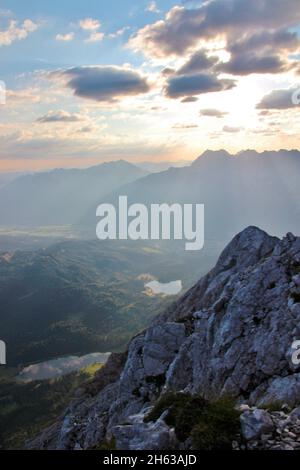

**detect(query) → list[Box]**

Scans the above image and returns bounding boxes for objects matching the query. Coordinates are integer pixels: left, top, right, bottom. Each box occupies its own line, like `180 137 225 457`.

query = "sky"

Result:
0 0 300 172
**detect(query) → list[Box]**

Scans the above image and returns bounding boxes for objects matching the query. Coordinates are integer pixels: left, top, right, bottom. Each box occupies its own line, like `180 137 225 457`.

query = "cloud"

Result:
161 67 175 76
36 110 84 123
0 19 38 46
0 125 178 164
79 18 101 31
258 110 271 116
181 96 198 103
109 27 130 39
129 0 300 58
200 108 228 118
56 32 74 42
216 28 300 76
228 29 300 55
172 123 198 129
164 73 236 99
56 66 151 102
6 89 41 104
223 125 243 133
129 6 204 57
0 8 13 17
85 31 104 42
146 2 160 14
78 17 104 42
218 53 289 75
79 125 95 133
176 49 219 74
256 87 300 110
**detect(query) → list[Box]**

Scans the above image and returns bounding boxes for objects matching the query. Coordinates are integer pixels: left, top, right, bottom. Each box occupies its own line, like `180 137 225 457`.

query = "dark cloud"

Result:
200 108 228 118
165 73 236 99
79 125 94 133
256 87 300 109
59 66 150 102
228 29 300 55
216 28 300 76
37 110 83 123
129 0 300 58
129 7 205 57
199 0 300 32
161 67 175 76
181 96 198 103
218 53 288 75
177 49 219 75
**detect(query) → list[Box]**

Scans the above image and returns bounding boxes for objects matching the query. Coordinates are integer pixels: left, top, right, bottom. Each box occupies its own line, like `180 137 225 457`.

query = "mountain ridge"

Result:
0 160 147 227
30 225 300 450
81 149 300 241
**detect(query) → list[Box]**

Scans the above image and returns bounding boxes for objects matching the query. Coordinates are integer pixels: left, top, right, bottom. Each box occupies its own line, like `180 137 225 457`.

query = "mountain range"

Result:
95 149 300 242
0 160 146 227
1 148 300 450
0 150 299 244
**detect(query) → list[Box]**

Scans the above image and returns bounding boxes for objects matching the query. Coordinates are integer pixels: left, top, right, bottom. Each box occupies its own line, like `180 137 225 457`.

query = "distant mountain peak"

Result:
101 159 139 168
0 159 148 227
192 149 233 166
192 148 300 166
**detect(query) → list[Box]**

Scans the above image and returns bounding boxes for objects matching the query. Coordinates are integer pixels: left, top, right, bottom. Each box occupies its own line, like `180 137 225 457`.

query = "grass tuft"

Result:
145 392 240 450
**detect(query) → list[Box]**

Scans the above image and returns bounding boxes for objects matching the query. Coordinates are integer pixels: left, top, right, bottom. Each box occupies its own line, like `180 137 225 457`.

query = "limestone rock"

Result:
240 409 274 441
113 414 177 450
31 226 300 450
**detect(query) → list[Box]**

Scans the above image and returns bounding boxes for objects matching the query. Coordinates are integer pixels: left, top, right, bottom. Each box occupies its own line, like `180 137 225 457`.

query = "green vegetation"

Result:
0 242 175 365
94 437 116 450
0 238 216 449
0 365 99 450
145 392 240 450
260 401 287 412
0 240 210 366
83 363 103 377
191 396 241 450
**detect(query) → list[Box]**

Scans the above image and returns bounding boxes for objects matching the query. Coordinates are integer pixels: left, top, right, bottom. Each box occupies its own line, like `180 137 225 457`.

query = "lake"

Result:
145 279 182 296
18 352 111 382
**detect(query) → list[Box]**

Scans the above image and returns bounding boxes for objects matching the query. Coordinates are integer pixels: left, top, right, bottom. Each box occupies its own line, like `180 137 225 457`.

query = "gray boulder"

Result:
240 409 274 441
113 412 177 450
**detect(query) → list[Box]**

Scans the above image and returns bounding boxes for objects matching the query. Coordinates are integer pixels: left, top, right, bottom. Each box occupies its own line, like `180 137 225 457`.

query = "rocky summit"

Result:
30 226 300 450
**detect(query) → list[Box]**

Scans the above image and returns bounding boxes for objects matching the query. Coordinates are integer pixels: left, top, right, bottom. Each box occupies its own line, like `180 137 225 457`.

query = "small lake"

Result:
145 280 182 296
18 352 111 382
